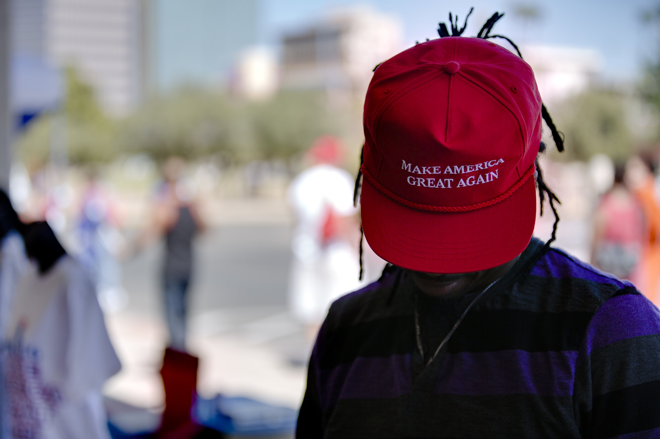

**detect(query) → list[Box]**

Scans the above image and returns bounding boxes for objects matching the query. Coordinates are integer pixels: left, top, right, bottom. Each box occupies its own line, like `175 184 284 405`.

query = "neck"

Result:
409 255 520 299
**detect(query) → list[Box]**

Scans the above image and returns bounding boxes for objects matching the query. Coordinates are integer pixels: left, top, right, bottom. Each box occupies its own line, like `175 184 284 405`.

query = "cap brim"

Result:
360 176 537 274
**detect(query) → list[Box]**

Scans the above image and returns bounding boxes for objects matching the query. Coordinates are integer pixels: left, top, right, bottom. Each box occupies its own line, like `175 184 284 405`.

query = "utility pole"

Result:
0 0 10 191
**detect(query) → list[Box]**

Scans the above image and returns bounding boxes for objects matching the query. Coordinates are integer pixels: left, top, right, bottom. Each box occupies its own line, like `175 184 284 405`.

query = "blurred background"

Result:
3 0 660 436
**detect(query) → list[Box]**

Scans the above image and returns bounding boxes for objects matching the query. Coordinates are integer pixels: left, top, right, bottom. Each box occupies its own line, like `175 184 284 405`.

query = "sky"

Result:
261 0 660 83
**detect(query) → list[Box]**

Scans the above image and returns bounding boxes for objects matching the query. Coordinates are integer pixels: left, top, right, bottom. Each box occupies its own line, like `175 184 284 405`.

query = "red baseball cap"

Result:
360 36 543 274
308 135 345 165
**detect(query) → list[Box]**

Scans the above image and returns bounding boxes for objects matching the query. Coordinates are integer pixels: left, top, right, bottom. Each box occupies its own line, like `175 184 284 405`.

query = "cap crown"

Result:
363 37 542 210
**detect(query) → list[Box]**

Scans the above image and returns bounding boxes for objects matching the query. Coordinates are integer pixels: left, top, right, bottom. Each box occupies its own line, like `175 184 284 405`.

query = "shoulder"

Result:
323 267 407 332
536 246 632 289
583 286 660 358
314 267 412 369
480 243 642 343
516 244 660 350
519 245 635 311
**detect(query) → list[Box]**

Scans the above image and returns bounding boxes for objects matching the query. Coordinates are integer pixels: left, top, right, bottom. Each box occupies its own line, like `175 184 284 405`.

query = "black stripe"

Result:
590 333 660 396
611 285 641 298
447 309 593 353
320 308 594 368
319 315 415 369
324 397 403 438
322 277 412 332
591 379 660 437
488 275 622 313
323 393 577 438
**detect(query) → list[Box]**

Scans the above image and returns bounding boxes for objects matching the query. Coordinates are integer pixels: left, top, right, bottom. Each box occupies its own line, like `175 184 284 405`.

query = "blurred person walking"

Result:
137 157 205 351
626 155 660 305
591 163 644 282
287 136 363 340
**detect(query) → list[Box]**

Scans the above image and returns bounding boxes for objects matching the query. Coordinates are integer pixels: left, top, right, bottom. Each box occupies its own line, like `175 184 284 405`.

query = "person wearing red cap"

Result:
296 10 660 438
287 136 364 341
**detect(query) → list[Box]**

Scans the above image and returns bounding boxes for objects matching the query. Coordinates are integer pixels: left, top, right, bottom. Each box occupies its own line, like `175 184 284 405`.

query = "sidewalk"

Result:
103 308 309 411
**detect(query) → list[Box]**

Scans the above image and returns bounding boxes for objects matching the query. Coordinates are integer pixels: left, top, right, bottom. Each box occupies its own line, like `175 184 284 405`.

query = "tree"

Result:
510 3 543 43
553 89 632 162
117 88 357 164
511 3 543 21
17 66 118 165
117 87 248 162
250 90 348 160
639 6 660 140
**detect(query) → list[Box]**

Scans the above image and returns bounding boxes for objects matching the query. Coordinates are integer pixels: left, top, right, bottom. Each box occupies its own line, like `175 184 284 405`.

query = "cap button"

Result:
444 61 460 75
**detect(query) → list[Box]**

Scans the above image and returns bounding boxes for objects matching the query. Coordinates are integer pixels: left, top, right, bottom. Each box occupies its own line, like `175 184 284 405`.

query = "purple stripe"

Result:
611 428 660 439
319 354 411 408
435 350 578 396
583 294 660 355
531 249 633 288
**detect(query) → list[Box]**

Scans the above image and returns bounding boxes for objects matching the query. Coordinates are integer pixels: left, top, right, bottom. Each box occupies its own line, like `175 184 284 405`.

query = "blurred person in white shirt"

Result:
287 137 364 340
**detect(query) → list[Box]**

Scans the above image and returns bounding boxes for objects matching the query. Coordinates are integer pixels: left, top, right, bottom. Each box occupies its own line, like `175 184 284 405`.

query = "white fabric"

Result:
287 165 362 323
3 255 121 439
289 241 362 324
287 164 357 261
0 232 28 439
0 232 27 339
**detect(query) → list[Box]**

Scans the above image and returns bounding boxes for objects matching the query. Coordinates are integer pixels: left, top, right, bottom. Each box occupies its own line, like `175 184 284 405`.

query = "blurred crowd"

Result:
591 153 660 306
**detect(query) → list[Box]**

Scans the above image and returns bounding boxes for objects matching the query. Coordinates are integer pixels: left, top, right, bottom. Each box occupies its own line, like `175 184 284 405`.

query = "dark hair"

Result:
22 221 66 274
355 9 565 281
613 162 626 185
0 189 22 241
638 152 657 174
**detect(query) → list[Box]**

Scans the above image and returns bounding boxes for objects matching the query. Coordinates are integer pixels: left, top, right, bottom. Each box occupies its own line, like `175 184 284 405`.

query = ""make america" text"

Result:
401 158 504 175
402 158 504 189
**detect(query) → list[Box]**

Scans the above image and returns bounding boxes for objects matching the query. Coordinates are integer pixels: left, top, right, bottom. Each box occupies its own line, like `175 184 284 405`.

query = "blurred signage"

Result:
11 52 63 131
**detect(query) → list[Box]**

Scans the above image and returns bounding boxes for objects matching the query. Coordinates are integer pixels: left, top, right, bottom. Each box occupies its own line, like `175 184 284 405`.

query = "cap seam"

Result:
456 74 527 179
373 69 445 141
446 38 458 143
446 74 453 143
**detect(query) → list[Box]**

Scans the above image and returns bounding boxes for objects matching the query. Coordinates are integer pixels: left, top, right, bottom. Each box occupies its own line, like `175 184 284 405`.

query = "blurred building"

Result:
11 0 144 116
146 0 259 93
523 45 602 105
280 6 403 99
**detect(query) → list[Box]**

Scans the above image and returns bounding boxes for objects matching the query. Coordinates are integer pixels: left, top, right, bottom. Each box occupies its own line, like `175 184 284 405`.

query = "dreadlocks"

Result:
470 10 565 248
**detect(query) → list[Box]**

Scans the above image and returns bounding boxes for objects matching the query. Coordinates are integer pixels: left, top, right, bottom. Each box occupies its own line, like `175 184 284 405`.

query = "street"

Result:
122 224 295 314
104 223 310 413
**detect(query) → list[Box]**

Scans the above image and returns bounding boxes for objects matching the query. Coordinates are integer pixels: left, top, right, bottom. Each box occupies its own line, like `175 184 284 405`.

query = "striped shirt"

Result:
297 238 660 438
